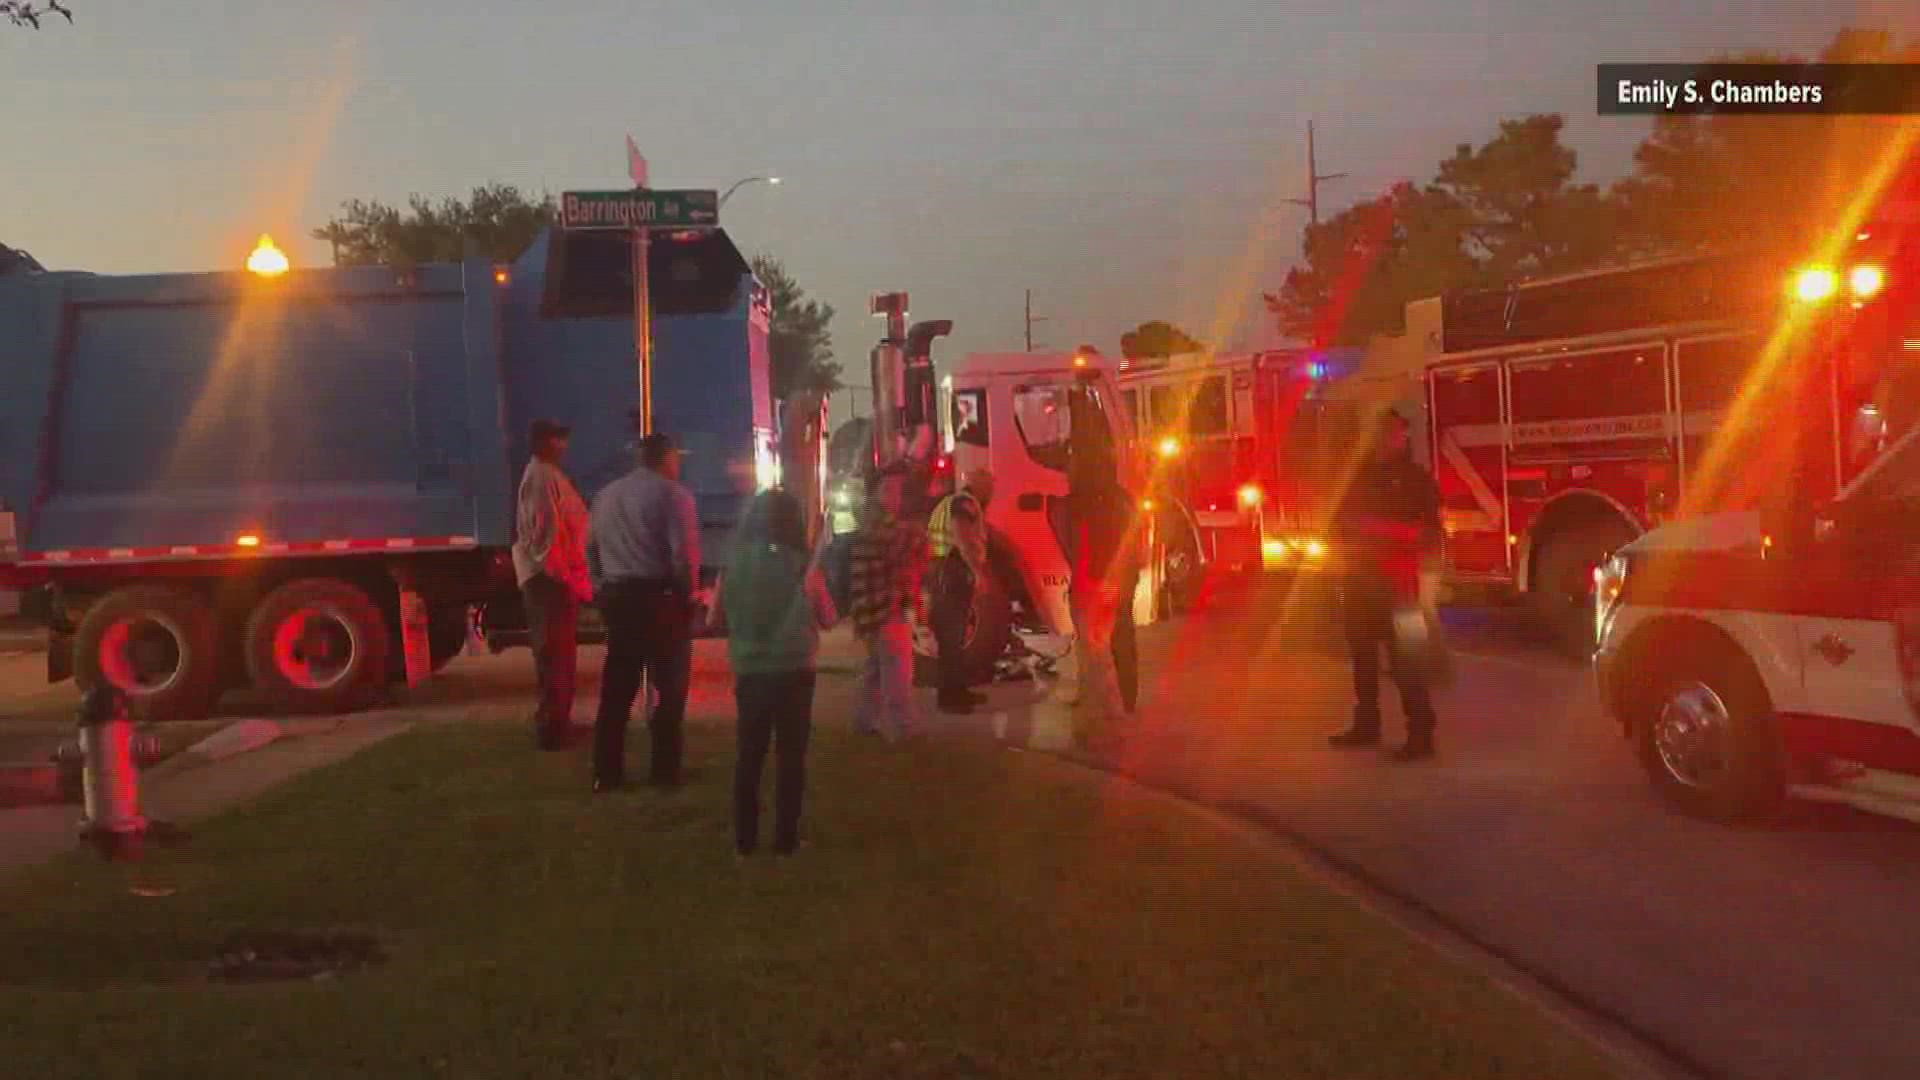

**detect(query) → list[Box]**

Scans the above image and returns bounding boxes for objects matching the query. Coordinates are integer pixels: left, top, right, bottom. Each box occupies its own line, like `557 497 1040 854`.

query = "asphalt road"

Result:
4 582 1918 1079
1085 576 1920 1080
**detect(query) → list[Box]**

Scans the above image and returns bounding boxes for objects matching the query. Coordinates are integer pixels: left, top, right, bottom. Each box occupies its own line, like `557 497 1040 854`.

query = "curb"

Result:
1011 744 1709 1080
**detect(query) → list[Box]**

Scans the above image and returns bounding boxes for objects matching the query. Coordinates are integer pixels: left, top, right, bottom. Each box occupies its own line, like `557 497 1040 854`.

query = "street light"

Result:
719 175 781 208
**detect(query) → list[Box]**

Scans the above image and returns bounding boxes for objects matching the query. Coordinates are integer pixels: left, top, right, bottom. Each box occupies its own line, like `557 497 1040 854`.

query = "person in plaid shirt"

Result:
849 467 926 739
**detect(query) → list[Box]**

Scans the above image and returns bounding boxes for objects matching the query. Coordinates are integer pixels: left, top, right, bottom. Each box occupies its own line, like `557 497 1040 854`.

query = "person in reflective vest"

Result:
926 469 996 714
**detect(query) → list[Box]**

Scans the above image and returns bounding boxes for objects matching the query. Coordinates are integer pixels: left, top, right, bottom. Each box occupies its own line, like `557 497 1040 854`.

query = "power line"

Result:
1024 289 1051 352
1285 120 1348 227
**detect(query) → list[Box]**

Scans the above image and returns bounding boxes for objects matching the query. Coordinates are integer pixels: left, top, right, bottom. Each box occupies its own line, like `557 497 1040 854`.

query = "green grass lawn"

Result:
0 722 1623 1079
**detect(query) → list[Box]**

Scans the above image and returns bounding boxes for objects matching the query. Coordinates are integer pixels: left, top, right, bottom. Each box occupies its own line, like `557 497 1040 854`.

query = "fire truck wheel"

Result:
243 578 393 714
1634 642 1785 823
1530 517 1636 655
73 584 221 724
428 604 471 673
1158 519 1203 618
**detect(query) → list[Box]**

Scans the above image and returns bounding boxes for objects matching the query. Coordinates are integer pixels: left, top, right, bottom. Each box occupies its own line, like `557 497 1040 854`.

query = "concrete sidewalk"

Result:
0 715 413 876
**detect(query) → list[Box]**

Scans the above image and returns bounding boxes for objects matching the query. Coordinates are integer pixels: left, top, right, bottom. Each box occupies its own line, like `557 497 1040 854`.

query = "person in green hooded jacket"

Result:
712 489 839 857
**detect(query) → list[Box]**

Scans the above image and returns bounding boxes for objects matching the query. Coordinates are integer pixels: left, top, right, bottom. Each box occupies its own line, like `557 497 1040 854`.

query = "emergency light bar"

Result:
1792 263 1890 304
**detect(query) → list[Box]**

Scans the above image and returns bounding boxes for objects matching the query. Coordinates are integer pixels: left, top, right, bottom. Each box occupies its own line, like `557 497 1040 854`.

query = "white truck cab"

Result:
915 350 1161 682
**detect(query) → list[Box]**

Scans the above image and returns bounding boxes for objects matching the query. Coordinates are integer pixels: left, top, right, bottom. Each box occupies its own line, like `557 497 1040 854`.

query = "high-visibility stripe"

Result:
21 536 479 566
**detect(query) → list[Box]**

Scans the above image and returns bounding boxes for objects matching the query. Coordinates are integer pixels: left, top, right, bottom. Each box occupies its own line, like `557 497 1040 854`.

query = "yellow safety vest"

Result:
926 491 980 558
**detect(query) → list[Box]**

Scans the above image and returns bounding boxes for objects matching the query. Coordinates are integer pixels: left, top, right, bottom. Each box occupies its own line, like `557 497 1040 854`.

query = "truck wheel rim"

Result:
1654 681 1732 790
97 615 185 696
271 606 358 691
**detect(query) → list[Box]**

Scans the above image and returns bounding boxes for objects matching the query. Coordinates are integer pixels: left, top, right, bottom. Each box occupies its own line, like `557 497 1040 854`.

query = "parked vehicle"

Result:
1594 152 1920 824
0 226 773 722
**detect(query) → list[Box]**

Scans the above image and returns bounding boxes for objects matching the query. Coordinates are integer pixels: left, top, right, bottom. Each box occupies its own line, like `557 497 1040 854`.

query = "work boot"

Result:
937 694 975 716
963 689 989 706
1327 725 1382 749
1392 735 1436 762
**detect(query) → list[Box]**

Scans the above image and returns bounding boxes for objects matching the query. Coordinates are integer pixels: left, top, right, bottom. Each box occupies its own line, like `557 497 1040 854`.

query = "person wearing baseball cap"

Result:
587 430 703 791
513 419 592 751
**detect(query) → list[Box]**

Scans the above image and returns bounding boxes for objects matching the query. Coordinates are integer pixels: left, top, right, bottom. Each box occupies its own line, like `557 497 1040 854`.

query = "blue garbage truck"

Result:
0 226 775 722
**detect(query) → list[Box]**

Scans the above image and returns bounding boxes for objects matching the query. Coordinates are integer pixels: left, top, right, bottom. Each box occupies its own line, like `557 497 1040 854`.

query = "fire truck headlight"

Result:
1793 265 1838 303
1157 437 1182 459
1849 264 1886 300
1301 539 1328 559
1237 484 1263 508
1261 539 1290 562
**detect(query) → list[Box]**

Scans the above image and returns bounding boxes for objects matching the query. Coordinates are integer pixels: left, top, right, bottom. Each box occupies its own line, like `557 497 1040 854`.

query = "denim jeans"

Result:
734 670 815 855
856 617 916 739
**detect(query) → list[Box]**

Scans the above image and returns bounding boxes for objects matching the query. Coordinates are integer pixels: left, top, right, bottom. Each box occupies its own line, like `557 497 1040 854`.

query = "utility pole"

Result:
1024 289 1051 352
1286 120 1348 227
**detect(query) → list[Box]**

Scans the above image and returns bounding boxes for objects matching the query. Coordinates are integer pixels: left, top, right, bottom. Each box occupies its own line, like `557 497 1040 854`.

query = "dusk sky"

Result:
7 1 1915 423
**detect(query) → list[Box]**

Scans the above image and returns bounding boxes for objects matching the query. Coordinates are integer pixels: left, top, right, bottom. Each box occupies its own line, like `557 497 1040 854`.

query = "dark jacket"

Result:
1333 455 1441 582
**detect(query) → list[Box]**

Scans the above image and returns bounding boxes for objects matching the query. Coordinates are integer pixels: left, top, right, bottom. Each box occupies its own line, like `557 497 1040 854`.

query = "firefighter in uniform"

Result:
926 469 996 714
1327 409 1443 761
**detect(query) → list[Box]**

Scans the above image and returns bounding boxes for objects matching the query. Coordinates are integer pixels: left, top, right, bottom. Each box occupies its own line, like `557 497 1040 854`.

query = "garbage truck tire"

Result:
73 584 221 724
244 578 392 715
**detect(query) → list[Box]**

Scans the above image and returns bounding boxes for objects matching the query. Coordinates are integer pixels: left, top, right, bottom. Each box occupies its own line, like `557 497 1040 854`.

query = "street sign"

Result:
560 189 718 230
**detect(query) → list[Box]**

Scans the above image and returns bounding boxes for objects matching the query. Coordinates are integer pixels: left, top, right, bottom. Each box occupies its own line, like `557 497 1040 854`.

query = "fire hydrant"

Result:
76 687 148 861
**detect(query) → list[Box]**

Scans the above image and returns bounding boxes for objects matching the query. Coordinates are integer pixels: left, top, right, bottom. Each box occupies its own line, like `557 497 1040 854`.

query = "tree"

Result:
1119 321 1206 359
1433 114 1621 281
750 255 841 401
1264 113 1613 346
1612 29 1920 258
313 183 554 268
4 1 72 28
1264 181 1478 346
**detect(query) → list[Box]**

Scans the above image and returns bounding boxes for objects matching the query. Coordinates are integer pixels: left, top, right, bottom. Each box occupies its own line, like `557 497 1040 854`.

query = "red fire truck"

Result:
1115 348 1364 591
1425 224 1906 651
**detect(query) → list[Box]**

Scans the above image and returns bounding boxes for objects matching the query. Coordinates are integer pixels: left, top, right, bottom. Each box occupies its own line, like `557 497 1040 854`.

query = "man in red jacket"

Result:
1327 409 1443 761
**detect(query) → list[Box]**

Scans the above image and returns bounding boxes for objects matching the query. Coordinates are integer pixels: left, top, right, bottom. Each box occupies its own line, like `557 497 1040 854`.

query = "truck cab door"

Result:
1791 443 1920 762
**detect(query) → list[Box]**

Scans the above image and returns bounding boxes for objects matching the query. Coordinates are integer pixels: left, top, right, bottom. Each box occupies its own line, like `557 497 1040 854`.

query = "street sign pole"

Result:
633 220 653 436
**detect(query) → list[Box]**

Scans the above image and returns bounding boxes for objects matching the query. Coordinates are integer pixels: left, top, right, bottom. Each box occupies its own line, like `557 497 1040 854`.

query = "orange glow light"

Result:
494 268 510 285
1849 264 1885 300
246 235 289 277
1792 266 1837 302
236 534 262 548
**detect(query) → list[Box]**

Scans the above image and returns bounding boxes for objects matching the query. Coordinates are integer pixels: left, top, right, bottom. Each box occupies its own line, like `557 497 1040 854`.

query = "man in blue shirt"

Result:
587 433 702 791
